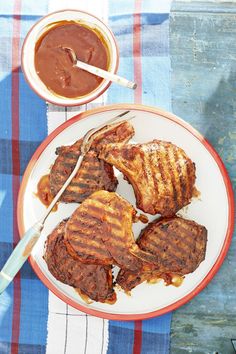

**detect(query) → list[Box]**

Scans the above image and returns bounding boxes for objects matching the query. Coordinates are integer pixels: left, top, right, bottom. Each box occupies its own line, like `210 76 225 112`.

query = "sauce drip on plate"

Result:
36 174 58 211
35 21 109 98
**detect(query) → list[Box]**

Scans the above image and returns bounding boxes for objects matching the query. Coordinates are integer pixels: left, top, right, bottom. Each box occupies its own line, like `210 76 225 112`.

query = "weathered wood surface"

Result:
170 1 236 353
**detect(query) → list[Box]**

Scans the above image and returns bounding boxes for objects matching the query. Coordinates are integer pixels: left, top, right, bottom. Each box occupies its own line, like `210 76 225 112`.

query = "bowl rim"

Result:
17 103 235 321
21 9 119 106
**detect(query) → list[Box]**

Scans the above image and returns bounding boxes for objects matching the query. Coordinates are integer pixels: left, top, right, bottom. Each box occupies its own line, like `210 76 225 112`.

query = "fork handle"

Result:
0 222 43 294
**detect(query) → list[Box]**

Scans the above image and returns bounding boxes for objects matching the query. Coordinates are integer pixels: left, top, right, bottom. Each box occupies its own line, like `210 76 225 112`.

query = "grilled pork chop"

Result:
50 121 134 203
44 220 116 303
64 190 159 271
117 216 207 292
99 140 196 216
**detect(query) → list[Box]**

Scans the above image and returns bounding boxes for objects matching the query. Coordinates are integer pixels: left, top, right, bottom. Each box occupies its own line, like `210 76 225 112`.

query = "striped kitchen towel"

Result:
0 1 49 353
0 1 172 353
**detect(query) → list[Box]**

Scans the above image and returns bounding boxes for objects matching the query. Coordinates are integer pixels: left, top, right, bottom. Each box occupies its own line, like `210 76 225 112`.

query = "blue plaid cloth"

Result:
0 1 49 353
107 2 172 353
0 1 172 353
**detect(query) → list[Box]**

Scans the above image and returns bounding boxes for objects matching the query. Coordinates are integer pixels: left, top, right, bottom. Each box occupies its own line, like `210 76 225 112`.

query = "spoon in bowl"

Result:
63 47 137 90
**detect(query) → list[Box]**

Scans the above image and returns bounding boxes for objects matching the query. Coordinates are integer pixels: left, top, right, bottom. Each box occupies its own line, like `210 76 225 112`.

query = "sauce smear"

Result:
35 21 109 98
193 186 201 198
36 174 58 211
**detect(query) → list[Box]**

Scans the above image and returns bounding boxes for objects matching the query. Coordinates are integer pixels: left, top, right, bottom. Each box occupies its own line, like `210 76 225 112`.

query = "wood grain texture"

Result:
170 1 236 353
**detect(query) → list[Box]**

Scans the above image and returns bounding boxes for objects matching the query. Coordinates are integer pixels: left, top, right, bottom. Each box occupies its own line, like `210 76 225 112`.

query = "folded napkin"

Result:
0 1 172 353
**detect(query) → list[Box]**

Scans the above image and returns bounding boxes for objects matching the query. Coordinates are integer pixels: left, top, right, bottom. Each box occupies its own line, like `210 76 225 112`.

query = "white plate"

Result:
17 104 234 320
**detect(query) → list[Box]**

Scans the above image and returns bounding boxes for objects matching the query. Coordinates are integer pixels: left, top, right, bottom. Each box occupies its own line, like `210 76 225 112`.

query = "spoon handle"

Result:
75 60 137 90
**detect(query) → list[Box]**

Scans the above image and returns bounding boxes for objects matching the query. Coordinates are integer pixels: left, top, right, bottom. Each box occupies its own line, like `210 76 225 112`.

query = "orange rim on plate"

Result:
17 103 235 320
21 9 120 107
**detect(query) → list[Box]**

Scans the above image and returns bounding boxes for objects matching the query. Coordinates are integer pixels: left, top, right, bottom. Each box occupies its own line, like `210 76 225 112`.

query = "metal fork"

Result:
0 110 134 294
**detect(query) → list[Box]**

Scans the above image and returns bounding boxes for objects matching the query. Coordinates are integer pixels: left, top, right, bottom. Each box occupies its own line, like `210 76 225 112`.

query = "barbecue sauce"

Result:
76 288 93 304
36 174 58 211
147 274 184 288
75 288 117 305
192 186 201 198
35 21 109 98
170 274 184 287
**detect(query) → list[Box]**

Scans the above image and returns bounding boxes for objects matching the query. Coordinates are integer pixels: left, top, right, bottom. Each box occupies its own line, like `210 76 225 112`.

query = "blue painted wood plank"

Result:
170 1 236 353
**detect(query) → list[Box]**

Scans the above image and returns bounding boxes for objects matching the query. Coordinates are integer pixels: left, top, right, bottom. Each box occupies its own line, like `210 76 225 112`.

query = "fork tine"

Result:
83 111 131 143
91 115 136 140
96 110 130 129
81 111 134 154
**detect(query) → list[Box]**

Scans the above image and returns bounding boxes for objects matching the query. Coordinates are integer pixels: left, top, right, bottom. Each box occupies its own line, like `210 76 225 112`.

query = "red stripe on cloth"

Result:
133 0 142 103
133 3 142 351
11 1 22 353
133 320 143 354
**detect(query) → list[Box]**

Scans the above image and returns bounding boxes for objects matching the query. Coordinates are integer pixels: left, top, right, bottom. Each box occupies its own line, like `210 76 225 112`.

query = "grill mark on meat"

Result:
76 211 104 223
68 238 137 265
152 221 201 252
79 173 102 181
140 148 150 188
117 216 207 291
185 159 192 199
68 183 97 191
156 155 165 193
69 182 90 189
150 219 206 266
173 224 206 250
78 164 101 172
65 190 153 271
141 233 185 264
71 218 126 243
78 213 122 232
165 146 178 212
65 250 111 266
68 239 109 256
149 149 159 196
44 221 116 303
61 191 91 200
50 170 69 178
49 122 134 204
93 196 115 205
82 203 121 222
170 146 183 207
60 161 77 170
68 222 126 245
67 217 103 232
109 253 142 271
171 231 197 251
99 140 196 216
148 229 192 264
141 146 159 210
176 149 188 204
104 236 133 248
140 148 152 186
82 157 102 164
62 152 80 159
83 165 105 172
139 240 182 269
174 220 201 234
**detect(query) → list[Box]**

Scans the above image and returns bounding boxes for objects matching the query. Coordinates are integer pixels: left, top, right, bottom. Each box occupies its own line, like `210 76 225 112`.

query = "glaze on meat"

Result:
99 140 196 216
49 121 134 203
117 216 207 292
44 220 116 303
64 190 159 271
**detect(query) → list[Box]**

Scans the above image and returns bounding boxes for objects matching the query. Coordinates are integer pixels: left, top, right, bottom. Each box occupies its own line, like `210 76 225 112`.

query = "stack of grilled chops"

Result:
43 121 207 304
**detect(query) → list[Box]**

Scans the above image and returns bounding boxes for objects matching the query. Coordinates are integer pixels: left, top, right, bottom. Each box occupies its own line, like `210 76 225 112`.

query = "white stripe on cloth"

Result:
46 293 109 354
46 1 109 354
